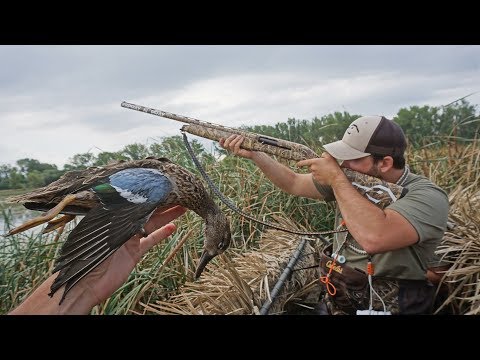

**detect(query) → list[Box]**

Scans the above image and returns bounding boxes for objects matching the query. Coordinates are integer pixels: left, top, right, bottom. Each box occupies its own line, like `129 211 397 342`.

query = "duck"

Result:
5 156 231 304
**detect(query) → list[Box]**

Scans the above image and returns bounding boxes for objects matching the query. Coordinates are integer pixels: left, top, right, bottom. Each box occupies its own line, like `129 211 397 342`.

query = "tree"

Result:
8 167 25 189
441 100 479 140
65 152 96 170
26 170 44 188
94 151 126 166
16 158 57 175
149 135 213 171
394 99 479 146
0 164 12 189
120 143 149 161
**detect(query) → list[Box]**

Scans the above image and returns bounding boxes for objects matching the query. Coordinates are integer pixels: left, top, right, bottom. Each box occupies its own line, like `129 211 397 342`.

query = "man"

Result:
220 115 449 315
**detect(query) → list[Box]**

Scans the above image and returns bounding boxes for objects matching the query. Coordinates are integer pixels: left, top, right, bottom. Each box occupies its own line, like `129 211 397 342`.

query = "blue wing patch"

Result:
94 168 173 205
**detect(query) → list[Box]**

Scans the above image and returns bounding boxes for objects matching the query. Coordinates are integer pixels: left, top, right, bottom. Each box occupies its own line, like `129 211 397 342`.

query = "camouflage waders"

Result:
319 245 435 315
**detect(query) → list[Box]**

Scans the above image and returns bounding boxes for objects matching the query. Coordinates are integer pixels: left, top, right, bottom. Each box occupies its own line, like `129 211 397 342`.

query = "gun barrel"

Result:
121 101 206 126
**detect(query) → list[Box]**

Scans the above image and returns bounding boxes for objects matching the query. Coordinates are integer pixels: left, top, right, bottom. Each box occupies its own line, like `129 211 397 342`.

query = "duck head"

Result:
195 212 231 279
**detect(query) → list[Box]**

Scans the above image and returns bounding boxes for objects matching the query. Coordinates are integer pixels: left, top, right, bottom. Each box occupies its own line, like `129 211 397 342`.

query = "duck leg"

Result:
6 192 89 236
42 214 76 234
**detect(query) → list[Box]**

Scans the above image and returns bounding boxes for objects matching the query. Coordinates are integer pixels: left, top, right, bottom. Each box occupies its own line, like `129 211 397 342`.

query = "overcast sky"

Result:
1 45 479 168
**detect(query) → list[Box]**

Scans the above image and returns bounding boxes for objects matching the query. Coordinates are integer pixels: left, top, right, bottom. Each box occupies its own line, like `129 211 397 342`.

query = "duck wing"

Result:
50 167 175 303
50 202 157 302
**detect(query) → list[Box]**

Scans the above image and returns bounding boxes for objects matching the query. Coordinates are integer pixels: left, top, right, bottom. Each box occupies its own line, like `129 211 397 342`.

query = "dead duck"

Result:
5 157 231 304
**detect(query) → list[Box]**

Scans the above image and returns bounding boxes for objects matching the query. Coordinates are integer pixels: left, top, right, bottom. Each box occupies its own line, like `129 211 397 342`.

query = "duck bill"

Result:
195 250 216 279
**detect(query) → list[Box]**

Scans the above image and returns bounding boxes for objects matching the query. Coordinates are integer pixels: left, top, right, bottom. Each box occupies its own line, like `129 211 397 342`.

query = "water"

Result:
1 204 86 242
0 190 48 236
0 204 42 236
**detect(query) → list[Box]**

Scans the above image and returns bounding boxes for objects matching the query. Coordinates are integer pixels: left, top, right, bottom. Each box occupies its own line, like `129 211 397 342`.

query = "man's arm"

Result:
331 175 418 253
298 153 418 254
250 152 324 199
8 272 95 315
221 135 324 200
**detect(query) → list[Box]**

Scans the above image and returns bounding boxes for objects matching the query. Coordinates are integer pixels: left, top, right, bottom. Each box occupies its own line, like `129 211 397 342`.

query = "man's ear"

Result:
379 156 394 173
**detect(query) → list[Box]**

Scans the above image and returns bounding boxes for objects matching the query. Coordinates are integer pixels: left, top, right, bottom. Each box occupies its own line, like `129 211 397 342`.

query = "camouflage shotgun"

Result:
121 101 407 208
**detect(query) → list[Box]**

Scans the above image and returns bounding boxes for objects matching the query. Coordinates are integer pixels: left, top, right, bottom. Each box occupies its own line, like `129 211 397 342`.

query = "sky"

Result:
1 45 479 168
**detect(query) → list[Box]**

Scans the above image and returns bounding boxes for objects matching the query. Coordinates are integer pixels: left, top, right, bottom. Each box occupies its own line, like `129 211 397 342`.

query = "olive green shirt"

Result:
313 171 449 280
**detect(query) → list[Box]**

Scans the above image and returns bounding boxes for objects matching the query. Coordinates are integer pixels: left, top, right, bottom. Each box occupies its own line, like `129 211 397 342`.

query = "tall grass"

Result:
0 225 60 313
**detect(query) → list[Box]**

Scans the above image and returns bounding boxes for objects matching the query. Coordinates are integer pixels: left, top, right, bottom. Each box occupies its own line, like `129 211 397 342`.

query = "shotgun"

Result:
121 101 407 208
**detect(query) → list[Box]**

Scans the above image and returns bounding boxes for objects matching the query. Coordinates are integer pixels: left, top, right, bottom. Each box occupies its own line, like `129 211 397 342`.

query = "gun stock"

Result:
121 101 407 207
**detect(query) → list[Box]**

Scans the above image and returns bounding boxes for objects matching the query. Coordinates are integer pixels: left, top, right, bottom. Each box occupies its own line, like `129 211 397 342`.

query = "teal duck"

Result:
5 157 231 304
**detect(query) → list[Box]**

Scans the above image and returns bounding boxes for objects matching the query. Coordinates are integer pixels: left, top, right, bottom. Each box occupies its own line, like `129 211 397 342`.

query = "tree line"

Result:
1 100 478 190
246 99 479 149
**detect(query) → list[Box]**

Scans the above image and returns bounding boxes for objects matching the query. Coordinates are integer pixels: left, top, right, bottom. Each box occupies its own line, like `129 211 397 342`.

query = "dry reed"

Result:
140 215 319 315
409 138 480 314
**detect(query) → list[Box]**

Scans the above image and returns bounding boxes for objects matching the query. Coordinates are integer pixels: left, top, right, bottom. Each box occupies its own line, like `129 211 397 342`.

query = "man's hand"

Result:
297 152 345 186
219 135 254 159
77 205 187 306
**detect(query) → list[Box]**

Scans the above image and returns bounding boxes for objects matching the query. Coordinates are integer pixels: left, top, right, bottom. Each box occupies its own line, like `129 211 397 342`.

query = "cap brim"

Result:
323 140 371 160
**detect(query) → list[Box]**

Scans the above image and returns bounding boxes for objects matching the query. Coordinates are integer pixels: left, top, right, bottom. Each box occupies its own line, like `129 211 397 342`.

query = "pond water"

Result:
0 203 85 241
0 203 43 236
0 190 49 237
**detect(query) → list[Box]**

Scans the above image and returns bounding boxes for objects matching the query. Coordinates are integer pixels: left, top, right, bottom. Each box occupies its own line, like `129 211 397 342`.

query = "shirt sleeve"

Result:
387 182 449 243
